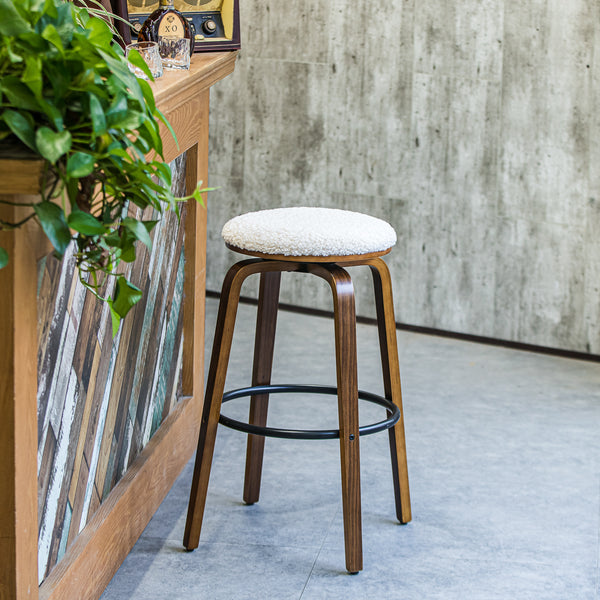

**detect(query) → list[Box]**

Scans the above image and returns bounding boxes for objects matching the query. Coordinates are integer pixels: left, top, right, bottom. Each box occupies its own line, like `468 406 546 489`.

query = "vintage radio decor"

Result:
111 0 240 52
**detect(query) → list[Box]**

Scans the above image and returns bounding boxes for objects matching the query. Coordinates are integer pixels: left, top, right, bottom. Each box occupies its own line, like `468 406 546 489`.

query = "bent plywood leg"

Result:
243 270 281 504
184 260 256 549
310 263 362 573
368 258 411 524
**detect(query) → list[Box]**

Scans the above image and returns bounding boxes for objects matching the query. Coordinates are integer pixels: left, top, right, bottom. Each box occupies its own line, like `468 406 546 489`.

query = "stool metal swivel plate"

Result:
183 207 412 574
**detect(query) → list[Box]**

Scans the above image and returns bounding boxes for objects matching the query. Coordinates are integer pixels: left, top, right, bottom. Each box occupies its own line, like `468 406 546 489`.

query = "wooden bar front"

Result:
0 51 237 600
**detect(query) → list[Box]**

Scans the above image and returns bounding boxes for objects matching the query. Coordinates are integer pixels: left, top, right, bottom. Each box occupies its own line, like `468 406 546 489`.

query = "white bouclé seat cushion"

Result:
221 207 396 257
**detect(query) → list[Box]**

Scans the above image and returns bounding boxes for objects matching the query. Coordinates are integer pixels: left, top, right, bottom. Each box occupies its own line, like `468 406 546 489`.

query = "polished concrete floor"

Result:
101 296 600 599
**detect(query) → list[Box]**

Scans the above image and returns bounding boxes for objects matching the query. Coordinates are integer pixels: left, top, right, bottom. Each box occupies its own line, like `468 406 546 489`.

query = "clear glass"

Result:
158 36 191 70
126 41 163 79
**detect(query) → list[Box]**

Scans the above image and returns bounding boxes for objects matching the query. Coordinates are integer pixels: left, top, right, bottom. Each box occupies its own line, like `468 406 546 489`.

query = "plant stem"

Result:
0 213 36 229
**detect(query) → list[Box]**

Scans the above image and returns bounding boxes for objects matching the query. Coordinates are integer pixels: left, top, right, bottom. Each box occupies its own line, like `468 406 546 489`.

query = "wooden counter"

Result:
0 51 237 600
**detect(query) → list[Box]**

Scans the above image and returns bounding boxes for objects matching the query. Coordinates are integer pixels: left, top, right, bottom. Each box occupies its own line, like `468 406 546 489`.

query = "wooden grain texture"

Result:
36 51 235 596
161 93 205 165
0 201 40 599
186 252 413 574
183 261 250 549
366 258 412 524
0 158 45 195
243 271 281 504
330 266 362 574
38 394 200 600
35 196 187 582
0 51 236 600
307 262 362 573
152 53 237 114
34 54 235 594
181 103 209 399
225 243 391 263
155 53 236 165
185 258 367 572
184 259 300 549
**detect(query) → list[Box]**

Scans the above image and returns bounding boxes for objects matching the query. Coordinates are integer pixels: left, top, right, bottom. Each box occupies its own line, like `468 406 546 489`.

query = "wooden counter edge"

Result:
152 51 237 112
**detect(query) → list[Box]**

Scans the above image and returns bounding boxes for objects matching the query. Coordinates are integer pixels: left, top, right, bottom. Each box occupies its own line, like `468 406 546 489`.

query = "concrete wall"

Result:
205 0 600 354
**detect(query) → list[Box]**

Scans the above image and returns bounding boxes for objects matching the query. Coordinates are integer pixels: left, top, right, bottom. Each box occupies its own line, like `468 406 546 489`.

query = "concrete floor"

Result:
101 295 600 599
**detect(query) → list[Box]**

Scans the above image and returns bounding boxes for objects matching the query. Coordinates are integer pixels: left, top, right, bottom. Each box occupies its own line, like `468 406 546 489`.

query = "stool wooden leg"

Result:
184 261 255 550
311 264 363 573
368 258 412 524
243 271 281 504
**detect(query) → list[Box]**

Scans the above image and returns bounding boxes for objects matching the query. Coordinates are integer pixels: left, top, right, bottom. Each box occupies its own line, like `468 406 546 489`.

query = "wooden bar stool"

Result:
183 207 411 573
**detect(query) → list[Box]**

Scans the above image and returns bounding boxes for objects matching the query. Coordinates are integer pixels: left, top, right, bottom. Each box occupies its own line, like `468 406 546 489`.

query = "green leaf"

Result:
105 94 128 123
129 133 151 156
99 50 145 106
0 0 32 36
153 161 172 185
122 217 153 251
112 277 143 317
107 109 144 131
88 93 107 136
65 177 79 206
124 48 153 82
6 41 24 64
105 146 129 161
2 110 36 150
53 2 76 46
22 55 42 97
108 302 121 338
118 231 137 263
41 23 64 53
34 201 71 256
35 127 71 162
138 120 162 155
0 77 41 111
100 231 121 249
191 184 216 207
109 276 142 335
41 0 58 19
85 13 113 47
0 0 178 331
0 247 8 269
66 151 95 177
67 210 105 235
38 97 64 131
141 220 159 236
18 31 48 51
138 79 156 113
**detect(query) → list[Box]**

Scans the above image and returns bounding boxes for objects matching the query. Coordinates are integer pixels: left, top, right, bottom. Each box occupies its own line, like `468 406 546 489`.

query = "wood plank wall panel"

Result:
36 153 189 584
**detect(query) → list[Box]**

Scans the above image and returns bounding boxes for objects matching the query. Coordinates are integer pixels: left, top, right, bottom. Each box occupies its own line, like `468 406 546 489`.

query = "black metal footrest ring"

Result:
218 383 400 440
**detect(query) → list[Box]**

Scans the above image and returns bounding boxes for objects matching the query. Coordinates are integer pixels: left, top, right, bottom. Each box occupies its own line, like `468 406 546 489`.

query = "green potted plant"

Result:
0 0 204 333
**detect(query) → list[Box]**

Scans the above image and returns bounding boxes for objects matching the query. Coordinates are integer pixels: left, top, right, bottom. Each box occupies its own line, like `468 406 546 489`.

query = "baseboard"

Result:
206 290 600 363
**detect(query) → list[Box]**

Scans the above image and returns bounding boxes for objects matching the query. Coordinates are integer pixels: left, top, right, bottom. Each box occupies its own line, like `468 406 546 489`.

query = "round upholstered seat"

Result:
221 207 397 261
